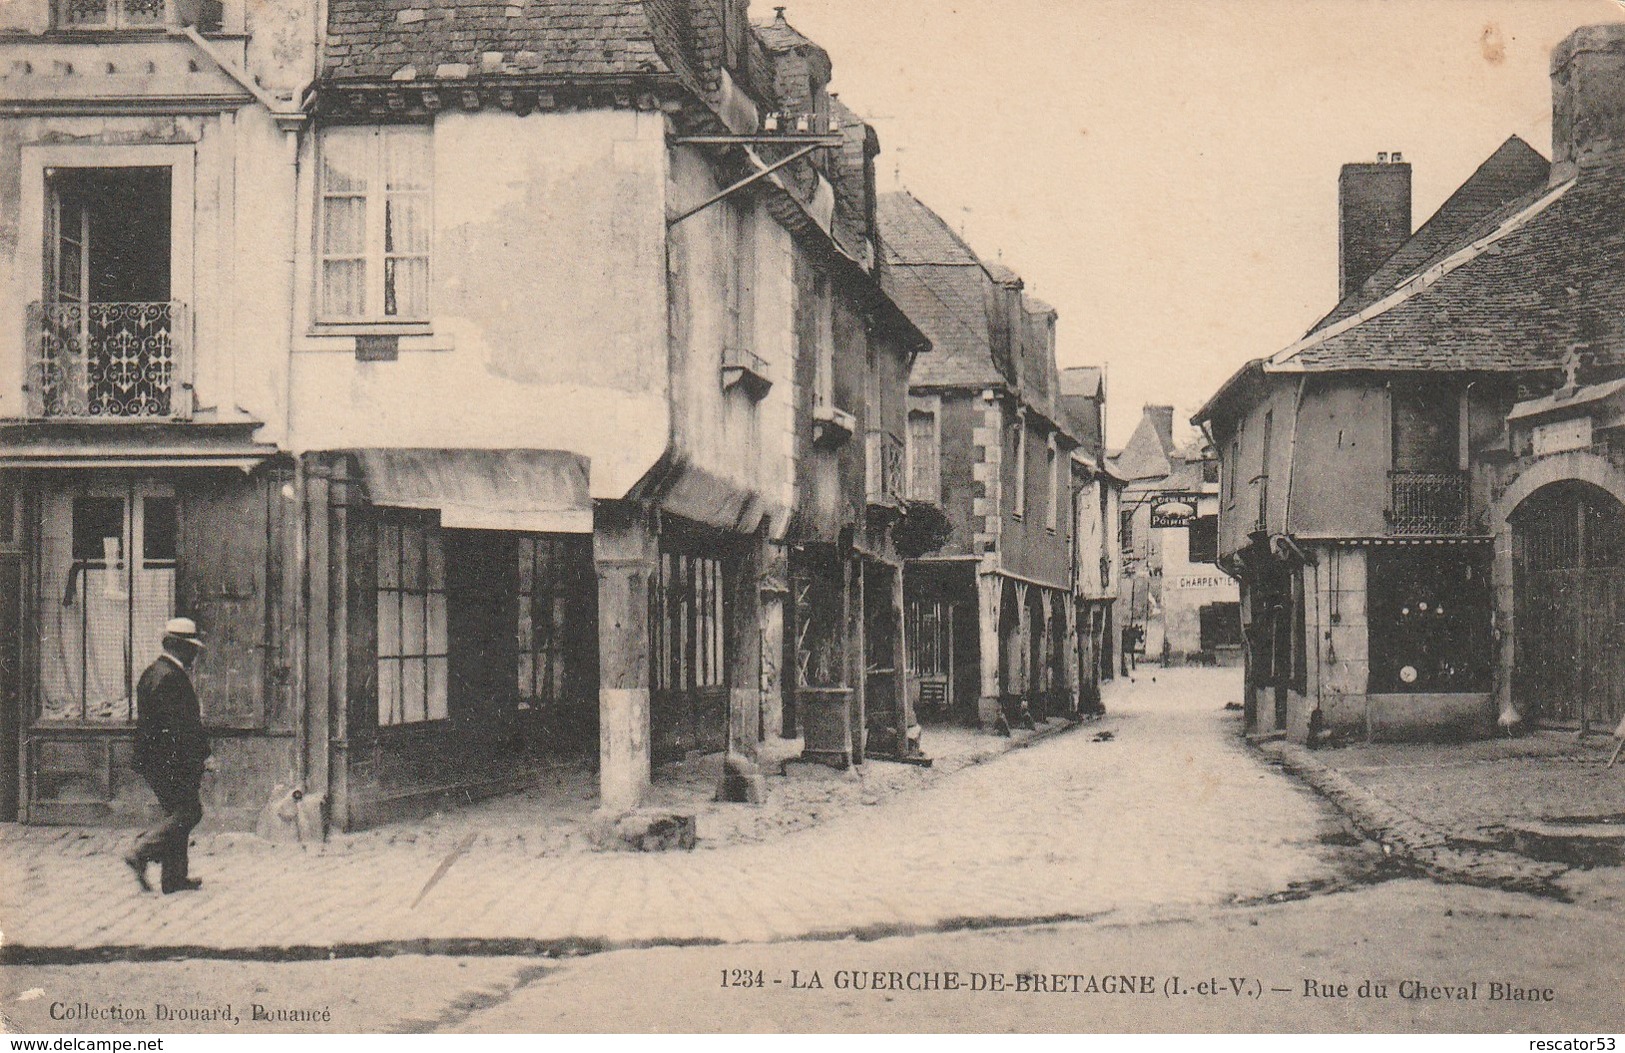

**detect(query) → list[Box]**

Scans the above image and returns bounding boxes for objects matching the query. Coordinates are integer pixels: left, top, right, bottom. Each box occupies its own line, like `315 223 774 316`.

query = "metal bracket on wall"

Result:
666 140 837 227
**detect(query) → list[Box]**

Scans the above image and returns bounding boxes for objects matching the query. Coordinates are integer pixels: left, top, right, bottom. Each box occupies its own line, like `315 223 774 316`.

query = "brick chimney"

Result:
1338 153 1411 300
1550 24 1625 183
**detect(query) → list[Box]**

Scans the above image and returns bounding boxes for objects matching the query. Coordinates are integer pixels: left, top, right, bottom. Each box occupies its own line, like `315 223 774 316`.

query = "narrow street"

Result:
6 667 1615 1033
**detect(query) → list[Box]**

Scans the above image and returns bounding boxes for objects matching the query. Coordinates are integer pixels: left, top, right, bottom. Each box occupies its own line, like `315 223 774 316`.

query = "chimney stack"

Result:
1550 24 1625 184
1338 153 1411 301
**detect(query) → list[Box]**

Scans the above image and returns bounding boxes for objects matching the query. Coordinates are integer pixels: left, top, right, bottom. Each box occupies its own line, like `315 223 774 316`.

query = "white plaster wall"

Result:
665 145 793 531
288 109 670 501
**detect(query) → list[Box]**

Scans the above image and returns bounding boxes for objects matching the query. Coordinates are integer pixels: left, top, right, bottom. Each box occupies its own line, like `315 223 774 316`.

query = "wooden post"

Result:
594 506 656 815
759 541 788 740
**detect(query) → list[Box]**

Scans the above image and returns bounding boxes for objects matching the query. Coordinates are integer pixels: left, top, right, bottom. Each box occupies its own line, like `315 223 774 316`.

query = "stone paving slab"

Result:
1260 737 1612 897
0 669 1343 961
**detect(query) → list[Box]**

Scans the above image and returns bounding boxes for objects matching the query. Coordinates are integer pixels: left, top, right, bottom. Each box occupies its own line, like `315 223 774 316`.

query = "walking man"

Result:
124 617 211 894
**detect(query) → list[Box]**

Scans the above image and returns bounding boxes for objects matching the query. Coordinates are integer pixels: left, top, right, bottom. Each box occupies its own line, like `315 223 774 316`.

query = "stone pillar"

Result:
1063 599 1080 718
720 530 767 803
594 507 657 815
759 541 789 740
976 571 1004 730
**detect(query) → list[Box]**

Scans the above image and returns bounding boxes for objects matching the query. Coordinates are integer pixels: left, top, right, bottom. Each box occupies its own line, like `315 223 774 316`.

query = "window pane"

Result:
402 658 426 723
378 657 400 725
385 195 431 254
427 592 447 656
377 593 400 659
384 258 429 318
321 260 366 319
385 130 431 191
321 196 366 255
517 649 534 697
72 497 124 563
425 532 445 590
400 526 423 590
377 524 400 589
402 593 426 657
517 539 535 595
142 497 177 564
321 132 371 194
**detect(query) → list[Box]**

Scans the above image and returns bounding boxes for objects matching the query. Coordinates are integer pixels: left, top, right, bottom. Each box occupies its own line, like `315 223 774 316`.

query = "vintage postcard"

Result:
0 0 1621 1038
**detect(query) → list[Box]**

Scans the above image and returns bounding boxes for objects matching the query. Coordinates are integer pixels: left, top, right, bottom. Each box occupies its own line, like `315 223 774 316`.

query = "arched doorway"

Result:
1511 480 1625 730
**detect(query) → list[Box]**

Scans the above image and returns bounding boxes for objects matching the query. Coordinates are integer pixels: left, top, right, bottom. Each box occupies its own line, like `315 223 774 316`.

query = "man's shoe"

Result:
161 878 203 894
123 853 152 893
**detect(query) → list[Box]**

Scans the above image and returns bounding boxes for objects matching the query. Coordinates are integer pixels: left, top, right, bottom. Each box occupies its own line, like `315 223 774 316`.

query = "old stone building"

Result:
1113 405 1238 666
0 0 927 832
878 190 1105 731
1195 23 1625 744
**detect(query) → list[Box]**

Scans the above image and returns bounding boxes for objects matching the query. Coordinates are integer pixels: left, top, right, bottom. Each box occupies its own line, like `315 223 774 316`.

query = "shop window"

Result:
1188 514 1219 564
376 518 448 725
1367 548 1491 693
39 486 175 723
516 536 590 710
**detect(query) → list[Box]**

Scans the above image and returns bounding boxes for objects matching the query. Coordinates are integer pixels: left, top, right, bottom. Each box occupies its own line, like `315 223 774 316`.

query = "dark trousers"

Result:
133 777 203 891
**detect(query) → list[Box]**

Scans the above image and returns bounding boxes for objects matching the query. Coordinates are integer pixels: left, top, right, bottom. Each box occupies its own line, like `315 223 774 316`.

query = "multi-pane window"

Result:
724 200 756 357
319 126 432 323
38 487 175 723
516 537 587 709
55 0 173 30
376 519 448 725
907 410 939 502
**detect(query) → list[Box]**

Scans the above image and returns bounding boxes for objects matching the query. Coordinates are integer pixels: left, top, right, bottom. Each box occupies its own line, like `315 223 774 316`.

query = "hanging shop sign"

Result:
1150 492 1202 528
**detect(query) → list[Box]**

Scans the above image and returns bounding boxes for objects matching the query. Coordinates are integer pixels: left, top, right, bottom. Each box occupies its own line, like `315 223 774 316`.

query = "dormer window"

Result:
54 0 222 31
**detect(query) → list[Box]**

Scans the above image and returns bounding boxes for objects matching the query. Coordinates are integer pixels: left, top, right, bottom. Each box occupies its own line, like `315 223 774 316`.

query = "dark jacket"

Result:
134 655 210 788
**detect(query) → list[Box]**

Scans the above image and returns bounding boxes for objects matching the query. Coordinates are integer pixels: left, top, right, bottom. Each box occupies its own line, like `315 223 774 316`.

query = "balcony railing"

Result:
866 429 905 507
54 0 221 31
25 301 191 420
1388 470 1469 536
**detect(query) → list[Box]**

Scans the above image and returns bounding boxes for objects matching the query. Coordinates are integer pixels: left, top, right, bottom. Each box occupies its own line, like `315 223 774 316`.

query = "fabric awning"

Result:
355 448 592 534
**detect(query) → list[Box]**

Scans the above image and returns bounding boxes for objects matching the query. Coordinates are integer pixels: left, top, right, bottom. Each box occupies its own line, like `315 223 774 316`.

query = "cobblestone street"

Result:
0 667 1349 958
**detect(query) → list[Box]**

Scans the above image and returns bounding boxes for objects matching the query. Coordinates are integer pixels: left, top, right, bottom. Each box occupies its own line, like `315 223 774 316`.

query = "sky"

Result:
772 0 1618 447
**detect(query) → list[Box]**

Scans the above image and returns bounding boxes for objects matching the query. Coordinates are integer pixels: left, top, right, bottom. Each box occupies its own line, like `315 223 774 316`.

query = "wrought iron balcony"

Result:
1388 470 1470 536
866 429 905 507
53 0 221 31
24 301 191 421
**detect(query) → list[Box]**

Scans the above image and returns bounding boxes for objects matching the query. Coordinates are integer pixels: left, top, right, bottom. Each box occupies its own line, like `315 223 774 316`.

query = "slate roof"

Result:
878 190 981 266
1271 161 1610 373
323 0 689 85
1308 136 1550 334
881 264 1003 387
1061 366 1103 398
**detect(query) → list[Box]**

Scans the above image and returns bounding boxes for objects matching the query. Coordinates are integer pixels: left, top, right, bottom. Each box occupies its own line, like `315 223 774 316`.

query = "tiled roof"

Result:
323 0 686 84
878 190 982 266
880 264 1004 387
752 10 820 53
1061 366 1103 398
1271 156 1625 372
1308 136 1550 334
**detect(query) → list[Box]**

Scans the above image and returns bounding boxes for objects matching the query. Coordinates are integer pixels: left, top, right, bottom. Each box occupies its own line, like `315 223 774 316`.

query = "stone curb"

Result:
1258 740 1570 898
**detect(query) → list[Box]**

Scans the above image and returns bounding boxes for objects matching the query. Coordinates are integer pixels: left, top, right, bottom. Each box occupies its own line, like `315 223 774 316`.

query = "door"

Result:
650 548 729 763
1513 482 1625 731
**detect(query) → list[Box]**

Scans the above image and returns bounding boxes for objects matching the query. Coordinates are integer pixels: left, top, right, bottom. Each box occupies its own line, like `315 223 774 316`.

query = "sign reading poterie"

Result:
1150 492 1203 528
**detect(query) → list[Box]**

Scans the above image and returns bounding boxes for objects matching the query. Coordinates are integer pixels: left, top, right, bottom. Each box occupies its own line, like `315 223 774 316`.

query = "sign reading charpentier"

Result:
1150 492 1203 528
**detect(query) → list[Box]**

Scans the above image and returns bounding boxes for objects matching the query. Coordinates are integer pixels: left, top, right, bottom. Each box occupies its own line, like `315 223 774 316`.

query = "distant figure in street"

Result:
1120 624 1142 676
124 618 212 894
